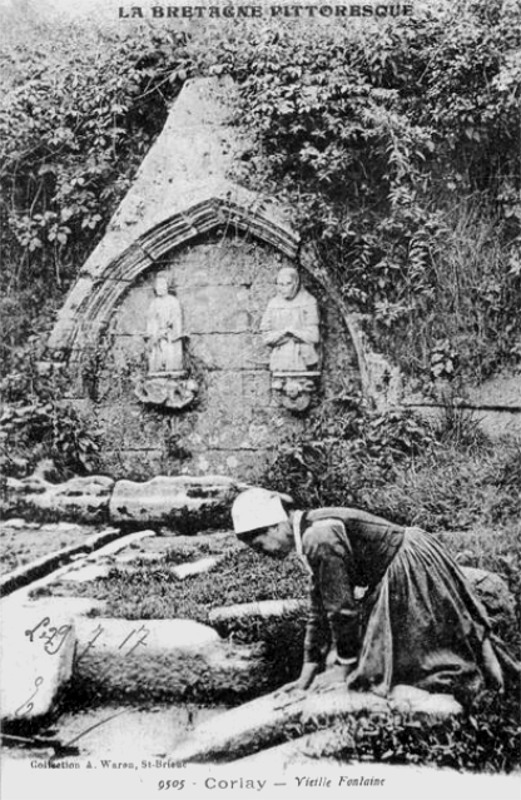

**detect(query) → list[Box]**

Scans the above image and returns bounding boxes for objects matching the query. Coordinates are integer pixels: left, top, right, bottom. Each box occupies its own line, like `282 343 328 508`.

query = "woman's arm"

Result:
304 520 360 664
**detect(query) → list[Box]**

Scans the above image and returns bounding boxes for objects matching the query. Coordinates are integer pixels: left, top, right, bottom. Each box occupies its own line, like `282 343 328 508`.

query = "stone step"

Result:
72 617 270 703
168 683 462 764
0 527 122 595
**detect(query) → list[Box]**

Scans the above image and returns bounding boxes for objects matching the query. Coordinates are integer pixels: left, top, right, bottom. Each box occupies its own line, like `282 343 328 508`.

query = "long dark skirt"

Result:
346 528 505 699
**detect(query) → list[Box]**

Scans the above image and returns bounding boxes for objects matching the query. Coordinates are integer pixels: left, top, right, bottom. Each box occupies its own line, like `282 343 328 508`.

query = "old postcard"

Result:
1 0 520 797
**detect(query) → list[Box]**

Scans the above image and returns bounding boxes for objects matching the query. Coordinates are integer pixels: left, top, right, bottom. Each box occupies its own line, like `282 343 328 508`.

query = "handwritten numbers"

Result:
43 623 73 655
25 617 50 642
118 624 150 655
24 616 72 655
76 623 105 662
15 676 44 717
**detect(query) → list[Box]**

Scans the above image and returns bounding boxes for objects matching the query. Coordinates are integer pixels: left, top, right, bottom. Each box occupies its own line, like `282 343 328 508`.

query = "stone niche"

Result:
80 232 358 481
47 78 362 481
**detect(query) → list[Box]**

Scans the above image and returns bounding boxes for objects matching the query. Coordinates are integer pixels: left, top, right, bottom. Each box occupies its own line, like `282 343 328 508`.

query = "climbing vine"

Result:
201 0 521 383
0 16 190 368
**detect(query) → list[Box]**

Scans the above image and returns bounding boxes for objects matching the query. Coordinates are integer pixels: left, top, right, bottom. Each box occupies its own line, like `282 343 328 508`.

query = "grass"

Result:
28 413 521 772
36 547 310 623
384 198 520 384
361 442 521 532
43 527 520 772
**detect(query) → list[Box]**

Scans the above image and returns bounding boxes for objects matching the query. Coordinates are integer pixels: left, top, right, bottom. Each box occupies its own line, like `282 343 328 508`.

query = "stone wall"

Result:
73 231 358 480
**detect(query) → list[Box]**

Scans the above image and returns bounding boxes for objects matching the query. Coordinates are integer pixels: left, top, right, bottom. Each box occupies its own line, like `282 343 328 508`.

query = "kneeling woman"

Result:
231 488 517 701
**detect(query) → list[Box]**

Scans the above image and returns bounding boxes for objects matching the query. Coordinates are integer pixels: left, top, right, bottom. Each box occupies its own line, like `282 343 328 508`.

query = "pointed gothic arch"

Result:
47 196 370 399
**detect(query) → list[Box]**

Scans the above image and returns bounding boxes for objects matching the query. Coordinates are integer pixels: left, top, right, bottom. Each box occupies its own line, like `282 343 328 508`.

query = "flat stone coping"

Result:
0 529 163 600
0 528 123 596
169 684 463 764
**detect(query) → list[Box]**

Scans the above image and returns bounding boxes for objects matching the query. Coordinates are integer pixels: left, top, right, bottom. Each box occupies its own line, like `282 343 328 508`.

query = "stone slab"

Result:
2 530 154 602
171 556 223 580
209 599 306 626
2 474 114 524
168 683 462 764
0 527 122 596
72 618 270 703
229 727 347 767
15 597 107 618
61 563 112 582
109 475 250 529
182 285 254 334
190 332 262 371
75 617 220 655
0 604 76 721
97 448 170 481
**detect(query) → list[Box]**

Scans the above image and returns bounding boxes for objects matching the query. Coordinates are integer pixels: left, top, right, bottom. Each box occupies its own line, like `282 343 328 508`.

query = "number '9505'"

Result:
158 780 185 791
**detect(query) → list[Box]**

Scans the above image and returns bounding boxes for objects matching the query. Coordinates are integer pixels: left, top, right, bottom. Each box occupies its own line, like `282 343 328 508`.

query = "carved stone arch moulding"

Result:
47 196 369 401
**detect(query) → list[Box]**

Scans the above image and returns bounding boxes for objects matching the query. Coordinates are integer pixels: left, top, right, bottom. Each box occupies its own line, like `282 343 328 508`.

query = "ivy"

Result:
0 17 189 307
203 0 521 383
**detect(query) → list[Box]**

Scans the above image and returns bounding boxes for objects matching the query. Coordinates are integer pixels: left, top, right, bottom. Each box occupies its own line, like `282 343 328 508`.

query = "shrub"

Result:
0 13 190 371
263 398 521 531
203 0 521 384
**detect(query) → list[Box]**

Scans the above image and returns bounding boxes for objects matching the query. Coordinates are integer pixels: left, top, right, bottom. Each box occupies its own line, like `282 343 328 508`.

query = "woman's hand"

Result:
295 662 320 690
273 663 319 709
312 662 355 693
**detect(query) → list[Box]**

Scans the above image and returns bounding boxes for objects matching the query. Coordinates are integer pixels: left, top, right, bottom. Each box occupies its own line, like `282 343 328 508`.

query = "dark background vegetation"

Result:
2 0 520 774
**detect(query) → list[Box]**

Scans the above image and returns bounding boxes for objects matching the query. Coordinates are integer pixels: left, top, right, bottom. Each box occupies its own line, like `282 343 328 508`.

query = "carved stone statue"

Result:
146 274 184 374
261 267 321 411
134 274 197 410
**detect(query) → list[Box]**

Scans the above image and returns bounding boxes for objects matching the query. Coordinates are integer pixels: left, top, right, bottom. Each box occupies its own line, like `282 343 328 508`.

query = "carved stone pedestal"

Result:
271 371 320 412
134 371 198 410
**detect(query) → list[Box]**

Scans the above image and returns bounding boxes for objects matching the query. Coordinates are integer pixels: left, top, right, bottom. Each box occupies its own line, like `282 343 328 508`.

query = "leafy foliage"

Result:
0 14 189 365
0 400 100 477
0 14 190 473
0 328 101 476
2 4 521 474
202 0 521 382
263 396 521 530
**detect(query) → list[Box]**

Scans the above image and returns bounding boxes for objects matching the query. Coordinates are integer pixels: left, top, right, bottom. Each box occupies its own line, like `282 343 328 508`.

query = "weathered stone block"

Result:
97 448 166 481
186 450 271 480
76 617 220 654
0 604 75 721
190 332 262 371
173 244 271 289
2 474 114 524
232 689 463 767
170 556 223 580
109 475 249 530
168 683 462 764
73 617 269 703
172 398 261 452
183 285 253 333
112 285 150 336
91 404 144 450
209 600 306 626
240 371 273 408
